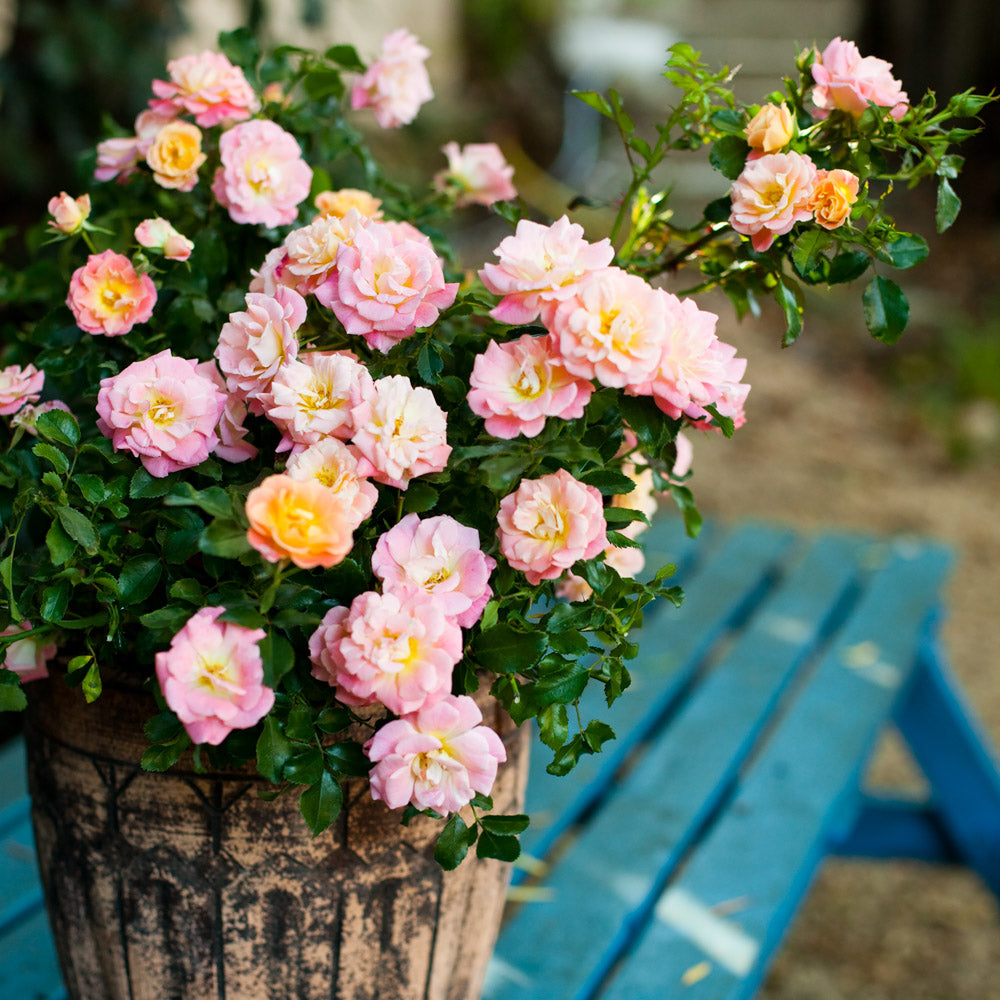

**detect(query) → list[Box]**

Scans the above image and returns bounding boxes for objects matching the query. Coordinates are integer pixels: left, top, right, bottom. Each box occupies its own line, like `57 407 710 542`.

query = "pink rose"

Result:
308 592 462 715
351 375 451 489
729 151 818 252
67 249 157 337
479 215 614 326
154 607 273 746
284 438 378 528
1 622 56 684
150 51 260 127
497 468 608 585
94 109 175 183
467 333 593 439
351 29 433 128
47 192 91 234
195 361 258 464
96 349 226 477
434 141 517 207
366 694 506 813
10 400 72 435
0 364 45 416
281 212 365 295
811 37 908 121
372 513 496 628
212 120 313 227
135 217 194 261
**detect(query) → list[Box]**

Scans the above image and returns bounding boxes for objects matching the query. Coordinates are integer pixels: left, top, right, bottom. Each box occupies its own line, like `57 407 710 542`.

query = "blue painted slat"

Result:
0 739 28 831
486 532 862 1000
0 814 46 935
0 906 66 1000
831 793 960 863
599 540 952 1000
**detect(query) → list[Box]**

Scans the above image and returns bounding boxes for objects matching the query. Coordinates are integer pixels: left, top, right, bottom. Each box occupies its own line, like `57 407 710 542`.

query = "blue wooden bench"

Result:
4 519 1000 999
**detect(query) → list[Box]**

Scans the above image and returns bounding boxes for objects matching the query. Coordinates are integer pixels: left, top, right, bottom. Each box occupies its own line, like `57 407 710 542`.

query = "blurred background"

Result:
2 2 999 997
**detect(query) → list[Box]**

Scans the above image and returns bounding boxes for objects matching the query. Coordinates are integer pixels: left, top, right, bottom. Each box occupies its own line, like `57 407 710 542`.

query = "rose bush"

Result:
0 28 990 867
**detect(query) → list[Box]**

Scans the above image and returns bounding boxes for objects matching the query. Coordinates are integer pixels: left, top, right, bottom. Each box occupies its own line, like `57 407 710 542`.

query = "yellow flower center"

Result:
148 394 177 427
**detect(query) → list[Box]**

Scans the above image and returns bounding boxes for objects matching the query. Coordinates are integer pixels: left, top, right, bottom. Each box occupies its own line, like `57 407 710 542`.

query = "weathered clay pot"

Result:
24 676 529 1000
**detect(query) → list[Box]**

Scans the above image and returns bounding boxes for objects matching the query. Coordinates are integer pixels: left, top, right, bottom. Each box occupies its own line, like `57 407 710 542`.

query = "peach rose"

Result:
47 192 91 234
67 249 157 337
745 103 794 153
145 120 206 192
808 168 860 230
314 188 383 220
729 151 818 252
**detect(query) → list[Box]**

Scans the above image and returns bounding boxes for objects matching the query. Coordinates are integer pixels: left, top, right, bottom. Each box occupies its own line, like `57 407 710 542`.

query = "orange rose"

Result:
808 168 860 230
314 188 383 220
245 474 356 569
745 102 794 153
146 120 206 192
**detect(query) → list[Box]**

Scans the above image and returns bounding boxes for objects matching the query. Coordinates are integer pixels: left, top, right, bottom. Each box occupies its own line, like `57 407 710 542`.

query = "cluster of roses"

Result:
728 36 908 252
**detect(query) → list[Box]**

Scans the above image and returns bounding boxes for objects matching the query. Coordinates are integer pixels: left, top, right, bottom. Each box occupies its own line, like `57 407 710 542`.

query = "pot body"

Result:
24 678 528 1000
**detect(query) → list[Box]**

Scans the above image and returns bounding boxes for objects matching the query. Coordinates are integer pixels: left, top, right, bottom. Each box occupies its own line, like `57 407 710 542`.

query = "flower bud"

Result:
47 192 91 234
745 103 795 153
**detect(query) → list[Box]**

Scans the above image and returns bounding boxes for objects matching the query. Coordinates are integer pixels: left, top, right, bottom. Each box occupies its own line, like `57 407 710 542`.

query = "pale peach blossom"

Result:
150 51 260 127
67 249 157 337
282 211 365 295
195 361 257 464
135 217 194 261
479 215 614 326
811 37 908 121
308 592 462 715
729 151 818 252
314 188 383 220
366 694 506 813
47 192 91 234
284 437 378 527
1 622 56 684
154 607 272 746
351 375 451 489
434 141 516 207
245 474 357 569
248 246 297 297
0 364 45 416
809 168 860 230
145 120 206 192
745 102 795 152
497 468 608 585
351 29 433 129
94 108 176 183
467 333 594 439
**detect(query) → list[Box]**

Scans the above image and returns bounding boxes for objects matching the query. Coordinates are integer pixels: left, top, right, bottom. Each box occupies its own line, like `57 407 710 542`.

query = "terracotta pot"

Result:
24 676 529 1000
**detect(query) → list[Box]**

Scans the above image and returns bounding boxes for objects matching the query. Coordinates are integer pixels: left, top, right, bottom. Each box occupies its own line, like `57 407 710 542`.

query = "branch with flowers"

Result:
0 27 991 868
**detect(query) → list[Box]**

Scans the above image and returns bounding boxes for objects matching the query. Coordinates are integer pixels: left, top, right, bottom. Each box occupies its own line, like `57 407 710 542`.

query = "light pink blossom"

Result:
248 246 296 297
135 217 194 261
308 592 462 715
96 349 226 478
546 267 668 389
351 29 433 129
211 120 313 227
284 438 378 527
479 215 615 326
811 37 908 121
94 108 175 183
729 151 818 252
264 351 374 452
154 607 273 746
434 141 517 207
372 513 496 628
1 622 56 684
47 192 91 234
467 333 593 439
351 375 451 488
215 286 306 400
326 219 458 353
282 211 365 295
0 364 45 416
67 250 157 337
497 468 608 585
366 694 506 813
10 400 72 435
195 361 258 463
150 51 259 127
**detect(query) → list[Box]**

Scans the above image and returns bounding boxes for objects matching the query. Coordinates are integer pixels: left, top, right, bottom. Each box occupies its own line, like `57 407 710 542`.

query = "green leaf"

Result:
144 710 183 744
580 470 636 496
45 520 76 565
117 554 162 605
169 578 204 604
936 178 962 232
582 720 616 752
670 485 703 537
285 747 325 785
476 828 521 863
827 250 870 284
473 624 546 674
571 89 614 119
259 630 295 688
32 442 70 474
141 733 190 772
773 276 804 346
537 704 569 751
324 741 371 777
532 659 591 708
299 771 343 835
139 605 192 632
434 812 477 870
402 480 438 514
417 343 444 383
199 518 252 558
324 44 365 72
882 234 929 269
863 275 909 344
165 483 233 518
81 661 102 703
256 715 295 783
130 468 171 499
34 409 79 447
217 27 259 70
0 670 27 712
39 581 71 622
708 135 748 180
791 230 832 281
55 506 99 555
302 68 345 101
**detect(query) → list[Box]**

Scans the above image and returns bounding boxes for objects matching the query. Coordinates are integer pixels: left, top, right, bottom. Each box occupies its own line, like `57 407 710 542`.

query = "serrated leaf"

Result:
936 178 962 232
773 277 804 346
259 630 295 688
199 518 252 558
256 715 295 783
401 480 438 514
118 554 162 605
33 442 70 474
827 250 870 284
300 771 343 835
324 44 365 71
474 624 546 674
130 468 171 499
863 275 909 344
476 828 521 862
82 661 102 703
417 343 444 383
55 506 99 555
217 26 259 69
533 658 591 707
708 135 748 180
40 581 71 622
538 703 569 750
34 409 79 447
324 741 371 777
0 670 28 712
882 234 929 269
165 483 233 518
571 89 614 119
581 470 636 496
45 520 76 565
791 230 832 280
141 734 190 772
434 812 476 870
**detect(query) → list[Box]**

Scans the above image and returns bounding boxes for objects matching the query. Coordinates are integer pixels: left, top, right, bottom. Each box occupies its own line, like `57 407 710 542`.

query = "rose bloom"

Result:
434 141 516 207
245 474 359 570
308 592 462 715
212 119 313 227
264 351 374 452
326 219 458 353
284 437 378 527
47 192 91 234
0 364 45 415
10 400 72 435
135 217 194 261
372 513 496 628
1 622 56 684
467 333 594 439
96 349 226 477
315 187 383 220
215 286 306 400
366 694 507 813
809 168 860 230
67 249 157 337
154 607 273 746
479 215 615 326
811 36 908 121
94 108 176 183
546 267 669 389
351 28 433 129
497 468 608 585
145 120 207 192
195 361 257 464
729 151 818 252
351 375 451 489
150 50 259 127
745 102 794 153
282 211 365 296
